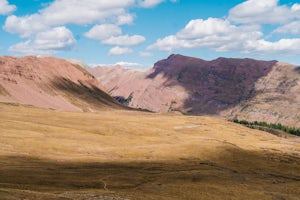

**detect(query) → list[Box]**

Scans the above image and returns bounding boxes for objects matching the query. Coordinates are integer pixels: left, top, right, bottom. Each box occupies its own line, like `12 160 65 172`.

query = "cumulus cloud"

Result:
245 38 300 53
4 0 173 37
139 0 165 8
148 21 300 54
0 0 16 15
102 35 146 46
4 0 135 36
4 0 171 55
139 0 177 8
85 24 122 40
116 13 135 25
108 46 133 55
9 27 76 55
177 18 239 39
148 0 300 55
292 3 300 12
85 25 146 47
273 21 300 35
228 0 300 24
4 14 48 37
39 0 135 25
148 18 262 52
139 51 152 57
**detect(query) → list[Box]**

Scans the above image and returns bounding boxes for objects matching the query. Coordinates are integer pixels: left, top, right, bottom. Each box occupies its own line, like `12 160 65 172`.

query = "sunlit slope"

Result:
0 102 299 199
0 56 124 112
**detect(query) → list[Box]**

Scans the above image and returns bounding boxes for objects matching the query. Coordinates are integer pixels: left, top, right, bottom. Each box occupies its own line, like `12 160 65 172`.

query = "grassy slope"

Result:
0 102 299 200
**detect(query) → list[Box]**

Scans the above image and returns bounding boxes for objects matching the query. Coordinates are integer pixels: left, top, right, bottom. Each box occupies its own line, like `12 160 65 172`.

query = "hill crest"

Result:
0 56 124 111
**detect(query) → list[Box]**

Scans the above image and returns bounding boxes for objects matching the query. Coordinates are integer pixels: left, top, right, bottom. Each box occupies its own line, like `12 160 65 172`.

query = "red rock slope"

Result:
0 56 124 111
90 54 300 127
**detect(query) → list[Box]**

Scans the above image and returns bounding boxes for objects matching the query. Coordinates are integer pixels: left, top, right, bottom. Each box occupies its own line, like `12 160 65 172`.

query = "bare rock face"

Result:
90 64 183 112
90 54 300 127
0 56 124 111
222 62 300 128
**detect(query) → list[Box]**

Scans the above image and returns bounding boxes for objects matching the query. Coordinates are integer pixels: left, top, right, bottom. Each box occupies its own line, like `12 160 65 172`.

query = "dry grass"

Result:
0 102 299 199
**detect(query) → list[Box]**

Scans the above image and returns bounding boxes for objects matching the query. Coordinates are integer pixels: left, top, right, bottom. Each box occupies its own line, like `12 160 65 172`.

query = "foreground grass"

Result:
0 102 300 199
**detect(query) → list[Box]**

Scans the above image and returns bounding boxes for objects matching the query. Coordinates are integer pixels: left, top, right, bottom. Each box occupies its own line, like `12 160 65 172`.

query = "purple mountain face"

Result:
91 54 300 127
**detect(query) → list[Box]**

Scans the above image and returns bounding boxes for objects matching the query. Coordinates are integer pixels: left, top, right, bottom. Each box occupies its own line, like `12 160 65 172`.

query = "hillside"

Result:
222 62 300 127
0 56 124 111
0 102 299 199
90 54 300 127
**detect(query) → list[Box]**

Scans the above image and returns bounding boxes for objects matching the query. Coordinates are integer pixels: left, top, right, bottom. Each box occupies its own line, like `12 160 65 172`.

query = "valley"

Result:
0 55 299 199
0 102 299 199
1 0 300 199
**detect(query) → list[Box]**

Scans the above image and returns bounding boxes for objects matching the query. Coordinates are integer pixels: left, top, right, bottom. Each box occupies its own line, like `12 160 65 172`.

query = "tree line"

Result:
232 119 300 136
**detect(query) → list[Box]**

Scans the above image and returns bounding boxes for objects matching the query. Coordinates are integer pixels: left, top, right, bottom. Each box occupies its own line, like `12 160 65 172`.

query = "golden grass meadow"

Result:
0 102 299 199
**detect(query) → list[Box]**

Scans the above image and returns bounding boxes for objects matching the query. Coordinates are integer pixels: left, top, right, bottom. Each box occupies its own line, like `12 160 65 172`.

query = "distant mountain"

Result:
90 54 300 127
0 56 125 111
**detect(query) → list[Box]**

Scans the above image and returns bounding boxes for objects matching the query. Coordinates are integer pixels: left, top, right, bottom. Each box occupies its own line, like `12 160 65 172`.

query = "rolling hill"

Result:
0 56 124 111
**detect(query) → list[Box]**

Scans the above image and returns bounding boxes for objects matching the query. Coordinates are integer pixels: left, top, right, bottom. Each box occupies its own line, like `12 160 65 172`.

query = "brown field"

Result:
0 102 299 199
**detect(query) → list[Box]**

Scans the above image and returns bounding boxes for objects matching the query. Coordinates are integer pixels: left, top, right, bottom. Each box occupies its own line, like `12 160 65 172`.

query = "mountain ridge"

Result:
90 54 300 127
0 56 125 111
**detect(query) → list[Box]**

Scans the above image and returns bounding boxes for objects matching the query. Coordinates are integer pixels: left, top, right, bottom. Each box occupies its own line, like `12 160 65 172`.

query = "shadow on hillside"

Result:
0 147 299 199
50 77 129 110
294 66 300 74
146 55 277 115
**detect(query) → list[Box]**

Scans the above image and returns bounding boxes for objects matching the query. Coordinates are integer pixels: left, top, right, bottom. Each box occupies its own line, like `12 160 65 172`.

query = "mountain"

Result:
0 56 124 111
90 54 300 127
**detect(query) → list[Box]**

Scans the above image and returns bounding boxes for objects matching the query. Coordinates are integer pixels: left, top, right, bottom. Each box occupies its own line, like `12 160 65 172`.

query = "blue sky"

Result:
1 0 300 69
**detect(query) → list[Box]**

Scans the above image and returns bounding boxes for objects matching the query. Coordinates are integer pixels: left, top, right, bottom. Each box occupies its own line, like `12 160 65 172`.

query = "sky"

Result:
1 0 300 69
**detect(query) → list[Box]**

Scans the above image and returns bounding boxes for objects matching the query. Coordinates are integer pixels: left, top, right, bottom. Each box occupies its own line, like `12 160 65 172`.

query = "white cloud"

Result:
292 3 300 12
115 61 143 68
148 16 300 54
116 13 135 25
0 0 16 15
90 61 148 69
3 0 173 56
9 26 76 55
38 0 135 25
102 34 146 46
139 0 165 8
148 18 262 52
138 0 177 8
108 46 133 55
85 25 146 47
228 0 300 24
4 14 48 37
3 0 136 36
245 38 300 53
177 18 237 39
3 0 175 37
85 24 122 40
2 0 180 57
273 21 300 35
139 51 152 57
